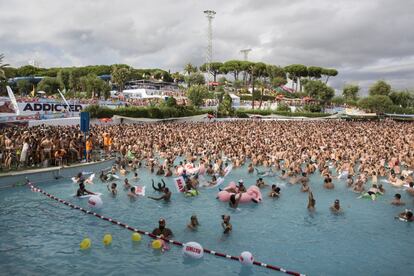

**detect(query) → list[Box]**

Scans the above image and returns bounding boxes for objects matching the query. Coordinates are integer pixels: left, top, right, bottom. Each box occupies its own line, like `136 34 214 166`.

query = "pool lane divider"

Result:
27 181 305 276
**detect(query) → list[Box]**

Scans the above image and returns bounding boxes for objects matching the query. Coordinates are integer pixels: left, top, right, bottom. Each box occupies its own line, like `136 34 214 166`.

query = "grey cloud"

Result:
0 0 413 90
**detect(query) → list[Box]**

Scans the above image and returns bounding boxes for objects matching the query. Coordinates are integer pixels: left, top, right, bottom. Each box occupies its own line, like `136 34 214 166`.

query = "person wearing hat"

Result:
152 218 173 239
330 199 342 213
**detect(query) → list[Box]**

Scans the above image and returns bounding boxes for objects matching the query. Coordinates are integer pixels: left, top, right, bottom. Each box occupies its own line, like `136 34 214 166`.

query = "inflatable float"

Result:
73 192 102 198
72 173 95 184
217 182 262 203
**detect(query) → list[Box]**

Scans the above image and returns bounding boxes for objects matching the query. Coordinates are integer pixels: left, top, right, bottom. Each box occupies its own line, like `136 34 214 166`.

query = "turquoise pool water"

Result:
1 163 413 276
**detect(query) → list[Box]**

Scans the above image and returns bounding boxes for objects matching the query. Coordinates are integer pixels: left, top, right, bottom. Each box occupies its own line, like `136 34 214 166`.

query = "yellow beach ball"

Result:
80 238 91 250
151 239 162 250
103 234 112 246
131 233 142 242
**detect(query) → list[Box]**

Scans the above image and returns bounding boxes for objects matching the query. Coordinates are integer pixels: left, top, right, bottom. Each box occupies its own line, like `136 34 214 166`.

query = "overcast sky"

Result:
1 0 413 93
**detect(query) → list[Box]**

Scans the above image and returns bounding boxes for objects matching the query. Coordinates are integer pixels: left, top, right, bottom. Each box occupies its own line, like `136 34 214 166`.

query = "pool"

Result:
0 162 413 276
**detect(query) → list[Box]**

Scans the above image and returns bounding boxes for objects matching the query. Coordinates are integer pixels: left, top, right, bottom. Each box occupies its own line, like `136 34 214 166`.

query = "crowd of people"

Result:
63 120 414 234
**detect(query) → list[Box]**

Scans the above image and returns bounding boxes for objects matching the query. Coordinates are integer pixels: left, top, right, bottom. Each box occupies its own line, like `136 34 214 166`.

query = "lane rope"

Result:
27 181 306 276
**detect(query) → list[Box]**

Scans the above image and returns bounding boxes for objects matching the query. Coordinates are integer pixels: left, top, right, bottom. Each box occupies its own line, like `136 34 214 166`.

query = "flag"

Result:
31 85 35 97
6 86 20 115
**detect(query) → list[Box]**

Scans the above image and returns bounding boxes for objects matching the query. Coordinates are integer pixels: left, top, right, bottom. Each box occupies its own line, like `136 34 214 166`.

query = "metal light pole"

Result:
204 10 216 91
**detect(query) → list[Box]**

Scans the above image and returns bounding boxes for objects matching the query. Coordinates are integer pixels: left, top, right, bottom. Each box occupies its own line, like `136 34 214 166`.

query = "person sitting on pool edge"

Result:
152 218 173 239
330 199 342 213
221 215 232 234
396 210 414 222
76 182 95 197
391 193 405 206
148 187 171 202
269 185 281 198
187 215 200 231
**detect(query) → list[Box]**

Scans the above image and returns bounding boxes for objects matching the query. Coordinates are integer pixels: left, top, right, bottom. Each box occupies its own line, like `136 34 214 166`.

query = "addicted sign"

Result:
22 103 83 112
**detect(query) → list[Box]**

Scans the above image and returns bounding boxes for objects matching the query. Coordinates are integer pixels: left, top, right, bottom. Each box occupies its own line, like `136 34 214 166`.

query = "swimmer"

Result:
152 218 173 239
406 182 414 197
74 172 85 184
133 172 139 180
187 215 200 231
307 190 316 211
323 176 334 189
346 175 354 187
229 192 242 208
269 185 280 198
391 193 405 206
279 170 288 180
247 163 254 174
221 215 232 234
76 182 95 197
359 184 383 200
152 179 166 192
255 178 267 188
395 210 414 222
107 183 117 196
237 180 247 193
330 199 342 213
207 175 218 187
148 187 171 202
124 178 131 190
128 187 138 200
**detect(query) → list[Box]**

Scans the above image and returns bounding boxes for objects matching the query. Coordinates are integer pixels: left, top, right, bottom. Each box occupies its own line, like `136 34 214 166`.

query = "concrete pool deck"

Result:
0 158 115 189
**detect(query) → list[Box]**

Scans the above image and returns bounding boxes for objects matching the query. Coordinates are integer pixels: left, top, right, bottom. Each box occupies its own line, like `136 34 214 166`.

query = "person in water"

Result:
152 218 173 239
152 179 166 192
107 183 117 196
127 187 137 200
148 187 171 202
396 210 414 222
124 178 131 190
255 178 267 188
76 182 95 197
391 193 405 206
307 190 316 211
221 215 232 234
269 185 281 198
406 182 414 197
330 199 342 213
237 180 247 193
229 192 242 208
187 215 200 231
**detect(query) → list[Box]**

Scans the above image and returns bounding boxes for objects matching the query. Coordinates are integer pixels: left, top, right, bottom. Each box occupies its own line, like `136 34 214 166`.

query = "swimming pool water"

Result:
0 163 413 276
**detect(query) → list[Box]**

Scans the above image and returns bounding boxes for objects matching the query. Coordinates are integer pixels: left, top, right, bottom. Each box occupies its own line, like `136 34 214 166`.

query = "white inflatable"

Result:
88 195 103 208
72 173 95 184
182 242 203 259
73 192 102 198
134 186 146 196
337 171 349 180
239 251 254 266
224 165 233 177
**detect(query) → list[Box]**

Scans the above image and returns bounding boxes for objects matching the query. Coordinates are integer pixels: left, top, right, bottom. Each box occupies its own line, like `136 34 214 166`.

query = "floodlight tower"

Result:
240 48 252 61
204 10 216 91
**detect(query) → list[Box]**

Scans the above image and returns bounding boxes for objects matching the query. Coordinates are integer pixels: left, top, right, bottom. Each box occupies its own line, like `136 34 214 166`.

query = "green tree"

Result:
57 70 71 90
16 65 41 76
187 85 208 107
304 80 335 105
321 68 338 84
307 66 322 79
0 53 9 80
389 91 414 108
79 74 110 99
221 60 243 81
184 63 197 75
37 77 63 95
165 96 177 107
271 77 287 88
17 79 32 95
331 96 345 106
218 92 233 116
358 95 393 114
342 84 359 101
171 72 185 83
200 62 223 82
284 64 307 92
369 80 391 96
185 72 205 87
111 66 132 92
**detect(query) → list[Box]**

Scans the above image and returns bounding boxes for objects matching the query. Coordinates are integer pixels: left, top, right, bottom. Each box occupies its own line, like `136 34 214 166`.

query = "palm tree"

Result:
184 63 197 76
0 54 9 80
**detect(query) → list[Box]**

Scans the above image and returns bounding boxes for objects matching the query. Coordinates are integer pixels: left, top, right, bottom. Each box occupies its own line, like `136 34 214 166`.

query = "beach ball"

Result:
239 251 254 266
182 242 204 259
132 233 142 242
80 238 91 250
88 196 103 209
103 234 112 246
152 239 162 250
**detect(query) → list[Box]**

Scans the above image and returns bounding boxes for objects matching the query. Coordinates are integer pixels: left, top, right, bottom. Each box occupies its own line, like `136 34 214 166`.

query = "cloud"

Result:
0 0 413 91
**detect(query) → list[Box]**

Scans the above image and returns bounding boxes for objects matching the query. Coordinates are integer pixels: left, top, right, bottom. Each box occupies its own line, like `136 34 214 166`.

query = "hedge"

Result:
233 108 328 118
